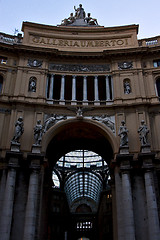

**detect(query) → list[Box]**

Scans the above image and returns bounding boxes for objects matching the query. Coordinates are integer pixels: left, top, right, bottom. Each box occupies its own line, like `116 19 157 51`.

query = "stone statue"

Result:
61 13 75 25
12 117 24 143
85 13 98 25
34 120 43 145
138 120 149 146
60 5 99 26
118 120 128 147
124 81 131 94
74 4 86 19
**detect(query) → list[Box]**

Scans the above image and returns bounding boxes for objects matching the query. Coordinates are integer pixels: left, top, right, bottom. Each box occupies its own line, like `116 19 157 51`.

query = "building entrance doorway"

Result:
43 120 114 240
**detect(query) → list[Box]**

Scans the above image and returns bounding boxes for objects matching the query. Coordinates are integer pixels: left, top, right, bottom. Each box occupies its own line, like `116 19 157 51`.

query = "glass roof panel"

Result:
53 150 109 206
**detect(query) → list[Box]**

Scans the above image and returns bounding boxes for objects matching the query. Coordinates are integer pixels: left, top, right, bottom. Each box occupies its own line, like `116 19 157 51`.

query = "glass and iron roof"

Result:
56 150 107 169
53 150 110 207
64 170 103 205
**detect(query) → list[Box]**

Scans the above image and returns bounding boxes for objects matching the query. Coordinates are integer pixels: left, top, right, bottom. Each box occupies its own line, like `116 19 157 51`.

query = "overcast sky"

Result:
0 0 160 39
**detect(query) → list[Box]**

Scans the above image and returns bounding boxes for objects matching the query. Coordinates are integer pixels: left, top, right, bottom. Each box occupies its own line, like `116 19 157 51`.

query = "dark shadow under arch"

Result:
46 120 114 169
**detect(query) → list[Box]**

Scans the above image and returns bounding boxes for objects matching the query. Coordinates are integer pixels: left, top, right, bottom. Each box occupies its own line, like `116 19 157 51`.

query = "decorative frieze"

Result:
49 63 110 72
43 112 115 134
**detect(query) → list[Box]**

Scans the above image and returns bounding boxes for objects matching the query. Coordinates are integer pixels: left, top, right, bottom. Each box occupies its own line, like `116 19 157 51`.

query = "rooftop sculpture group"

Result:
61 4 98 26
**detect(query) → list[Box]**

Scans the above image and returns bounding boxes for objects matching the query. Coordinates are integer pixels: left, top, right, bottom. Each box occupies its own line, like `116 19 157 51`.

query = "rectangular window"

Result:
0 56 7 64
153 60 160 68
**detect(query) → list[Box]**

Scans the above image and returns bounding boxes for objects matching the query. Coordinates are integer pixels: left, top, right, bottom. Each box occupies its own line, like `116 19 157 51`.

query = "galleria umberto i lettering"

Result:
31 36 129 48
0 4 160 240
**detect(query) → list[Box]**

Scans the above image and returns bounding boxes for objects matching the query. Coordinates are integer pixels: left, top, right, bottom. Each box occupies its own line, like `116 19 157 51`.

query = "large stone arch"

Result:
40 118 117 240
42 118 118 167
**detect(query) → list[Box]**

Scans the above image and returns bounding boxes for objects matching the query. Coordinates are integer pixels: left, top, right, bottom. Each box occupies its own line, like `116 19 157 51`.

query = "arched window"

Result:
0 75 3 94
156 78 160 98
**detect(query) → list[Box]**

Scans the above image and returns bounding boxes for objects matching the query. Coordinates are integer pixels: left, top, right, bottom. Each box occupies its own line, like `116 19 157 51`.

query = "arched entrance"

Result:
41 119 116 240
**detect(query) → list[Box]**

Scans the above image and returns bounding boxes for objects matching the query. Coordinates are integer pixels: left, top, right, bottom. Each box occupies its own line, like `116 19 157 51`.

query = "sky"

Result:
0 0 160 39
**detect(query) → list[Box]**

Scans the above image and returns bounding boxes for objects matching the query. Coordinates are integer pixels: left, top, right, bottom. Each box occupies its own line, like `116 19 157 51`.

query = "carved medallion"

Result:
118 61 133 70
28 59 43 68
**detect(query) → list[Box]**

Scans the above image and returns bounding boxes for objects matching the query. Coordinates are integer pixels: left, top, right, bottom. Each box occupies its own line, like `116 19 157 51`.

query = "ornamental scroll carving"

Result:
49 63 110 72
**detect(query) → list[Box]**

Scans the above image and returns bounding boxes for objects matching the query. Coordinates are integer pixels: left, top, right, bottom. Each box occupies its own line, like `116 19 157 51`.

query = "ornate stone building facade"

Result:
0 4 160 240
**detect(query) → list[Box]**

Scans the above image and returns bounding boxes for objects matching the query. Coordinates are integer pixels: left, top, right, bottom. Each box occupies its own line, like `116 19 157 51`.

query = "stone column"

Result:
105 75 111 101
46 75 49 98
83 76 88 105
121 170 136 240
94 75 100 105
0 169 7 214
114 167 124 240
0 155 19 240
132 174 148 240
23 168 40 240
49 74 54 100
111 76 114 99
23 154 43 240
139 152 160 240
72 75 76 104
60 75 65 105
144 169 160 240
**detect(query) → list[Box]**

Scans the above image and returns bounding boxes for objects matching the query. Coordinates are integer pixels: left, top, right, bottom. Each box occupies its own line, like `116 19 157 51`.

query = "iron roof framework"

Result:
53 150 110 208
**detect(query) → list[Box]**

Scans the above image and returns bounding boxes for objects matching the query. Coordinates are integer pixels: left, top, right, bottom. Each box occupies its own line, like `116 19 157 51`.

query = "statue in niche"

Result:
74 4 86 19
28 77 36 92
11 116 24 143
124 81 131 94
44 114 67 133
34 120 43 145
118 120 128 147
85 13 98 25
138 120 149 146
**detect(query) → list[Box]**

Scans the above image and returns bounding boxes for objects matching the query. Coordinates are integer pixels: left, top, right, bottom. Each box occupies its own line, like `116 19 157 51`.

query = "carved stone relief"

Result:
44 114 67 132
49 63 110 72
91 115 115 133
28 59 43 68
43 112 115 134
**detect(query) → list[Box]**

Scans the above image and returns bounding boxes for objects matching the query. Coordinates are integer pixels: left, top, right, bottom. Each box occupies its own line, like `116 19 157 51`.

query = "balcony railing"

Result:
0 33 22 45
138 36 160 47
